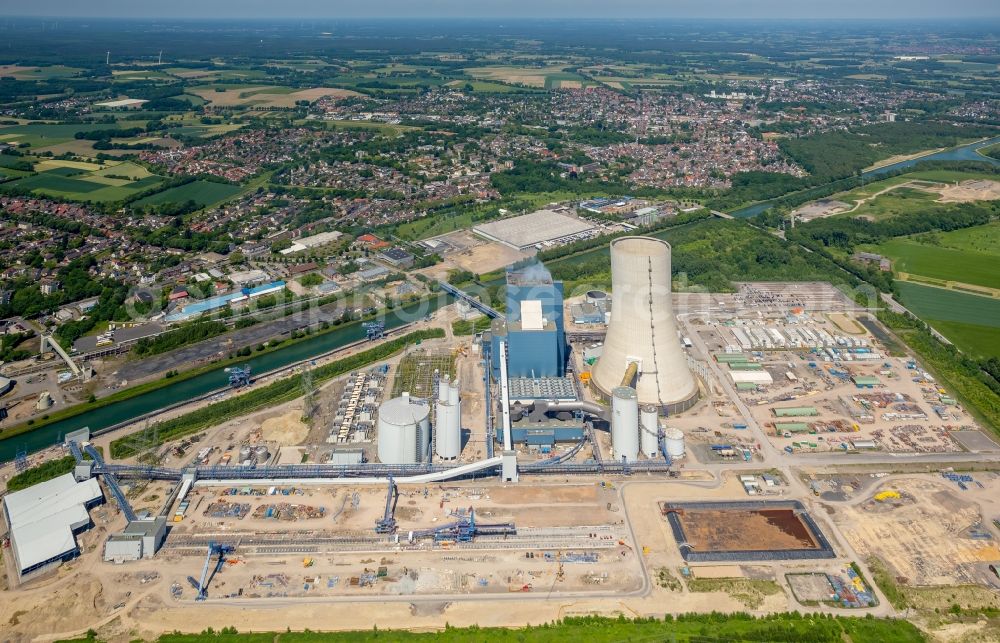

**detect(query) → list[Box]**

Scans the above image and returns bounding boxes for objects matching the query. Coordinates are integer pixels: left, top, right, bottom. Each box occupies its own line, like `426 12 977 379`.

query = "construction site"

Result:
3 236 1000 639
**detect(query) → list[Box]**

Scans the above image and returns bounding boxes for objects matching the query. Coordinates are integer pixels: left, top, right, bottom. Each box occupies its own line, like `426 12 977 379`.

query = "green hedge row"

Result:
6 455 75 492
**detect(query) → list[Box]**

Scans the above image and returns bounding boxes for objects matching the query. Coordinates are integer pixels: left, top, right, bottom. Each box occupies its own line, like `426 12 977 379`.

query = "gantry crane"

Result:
196 541 235 600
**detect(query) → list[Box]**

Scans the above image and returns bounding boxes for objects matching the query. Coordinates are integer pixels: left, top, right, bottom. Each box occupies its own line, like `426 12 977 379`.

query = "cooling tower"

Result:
592 236 698 414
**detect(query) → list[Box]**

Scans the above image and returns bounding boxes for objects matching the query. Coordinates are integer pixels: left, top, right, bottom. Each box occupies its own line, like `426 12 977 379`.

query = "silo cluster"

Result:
435 375 462 460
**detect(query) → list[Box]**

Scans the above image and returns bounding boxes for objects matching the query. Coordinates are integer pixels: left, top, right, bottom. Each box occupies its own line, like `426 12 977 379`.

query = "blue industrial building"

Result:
491 266 566 378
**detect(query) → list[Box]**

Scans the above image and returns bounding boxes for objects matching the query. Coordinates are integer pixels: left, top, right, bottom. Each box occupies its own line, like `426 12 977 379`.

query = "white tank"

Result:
640 405 659 458
378 392 431 464
438 375 450 403
664 427 685 459
611 386 639 463
239 445 253 461
435 379 462 460
592 237 698 414
254 445 270 461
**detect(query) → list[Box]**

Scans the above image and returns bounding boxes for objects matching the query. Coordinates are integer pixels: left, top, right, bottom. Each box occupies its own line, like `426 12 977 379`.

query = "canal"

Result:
0 297 446 461
730 135 1000 219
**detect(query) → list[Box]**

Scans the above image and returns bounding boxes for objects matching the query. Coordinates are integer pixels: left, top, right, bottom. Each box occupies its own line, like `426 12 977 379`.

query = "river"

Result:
730 135 1000 218
0 297 446 461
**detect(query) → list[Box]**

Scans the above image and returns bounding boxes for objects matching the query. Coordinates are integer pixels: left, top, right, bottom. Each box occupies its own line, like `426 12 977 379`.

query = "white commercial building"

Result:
280 230 343 255
3 473 103 577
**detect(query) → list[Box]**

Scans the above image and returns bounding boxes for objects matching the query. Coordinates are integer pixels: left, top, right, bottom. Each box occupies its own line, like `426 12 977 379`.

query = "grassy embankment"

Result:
0 310 421 444
109 329 443 458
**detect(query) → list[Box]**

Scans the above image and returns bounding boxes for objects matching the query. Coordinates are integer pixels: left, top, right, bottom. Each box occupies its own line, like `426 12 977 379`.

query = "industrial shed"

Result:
3 473 103 577
728 370 774 385
473 209 595 250
104 517 168 563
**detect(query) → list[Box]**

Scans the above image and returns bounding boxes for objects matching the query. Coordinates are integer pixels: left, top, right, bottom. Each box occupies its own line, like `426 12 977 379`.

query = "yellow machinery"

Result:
874 490 900 501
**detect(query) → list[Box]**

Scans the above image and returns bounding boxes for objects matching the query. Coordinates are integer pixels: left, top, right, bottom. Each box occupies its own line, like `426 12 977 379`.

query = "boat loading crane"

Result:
375 475 399 534
225 366 252 388
196 541 235 600
363 321 386 341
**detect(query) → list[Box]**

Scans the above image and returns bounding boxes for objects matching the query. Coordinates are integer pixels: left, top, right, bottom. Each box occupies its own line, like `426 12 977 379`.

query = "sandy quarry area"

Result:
935 179 1000 203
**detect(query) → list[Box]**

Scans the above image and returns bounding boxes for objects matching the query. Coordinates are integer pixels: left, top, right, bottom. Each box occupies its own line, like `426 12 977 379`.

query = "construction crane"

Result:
196 541 235 600
363 321 386 341
225 366 252 388
375 475 398 534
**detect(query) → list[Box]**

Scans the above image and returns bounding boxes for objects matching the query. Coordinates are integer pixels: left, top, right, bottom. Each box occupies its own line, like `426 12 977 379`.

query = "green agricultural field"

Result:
134 180 243 208
2 161 164 202
871 238 1000 289
918 220 1000 255
896 281 1000 358
0 121 147 148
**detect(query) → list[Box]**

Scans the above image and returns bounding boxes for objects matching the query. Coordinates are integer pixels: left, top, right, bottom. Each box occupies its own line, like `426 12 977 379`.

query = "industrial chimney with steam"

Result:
591 236 698 414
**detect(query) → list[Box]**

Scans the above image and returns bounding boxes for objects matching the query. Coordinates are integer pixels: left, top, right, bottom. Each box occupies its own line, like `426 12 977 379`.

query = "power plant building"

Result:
491 266 566 378
592 237 699 414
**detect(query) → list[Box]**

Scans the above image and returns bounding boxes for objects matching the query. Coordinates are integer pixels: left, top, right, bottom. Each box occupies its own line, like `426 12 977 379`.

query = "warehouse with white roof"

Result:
3 473 104 578
473 209 596 250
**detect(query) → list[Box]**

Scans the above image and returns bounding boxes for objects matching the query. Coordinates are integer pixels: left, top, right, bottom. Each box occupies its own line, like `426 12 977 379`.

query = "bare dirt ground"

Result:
260 409 310 446
832 475 1000 586
827 312 866 335
936 179 1000 203
446 240 530 275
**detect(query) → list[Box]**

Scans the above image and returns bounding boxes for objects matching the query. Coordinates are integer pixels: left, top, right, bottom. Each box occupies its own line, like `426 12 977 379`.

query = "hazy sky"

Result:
11 0 1000 20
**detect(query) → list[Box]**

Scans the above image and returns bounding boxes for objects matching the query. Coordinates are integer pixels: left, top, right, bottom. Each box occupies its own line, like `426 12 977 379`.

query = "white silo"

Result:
435 378 461 460
377 392 431 464
592 236 698 414
664 427 685 459
640 405 659 458
611 386 639 462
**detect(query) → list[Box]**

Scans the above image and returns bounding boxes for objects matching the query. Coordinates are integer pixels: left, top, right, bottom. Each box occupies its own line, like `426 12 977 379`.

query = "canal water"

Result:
0 297 446 461
730 136 1000 219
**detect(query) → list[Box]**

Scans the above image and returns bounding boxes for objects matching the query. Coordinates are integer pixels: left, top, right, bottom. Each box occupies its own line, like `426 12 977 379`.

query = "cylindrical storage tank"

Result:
664 427 685 459
377 392 431 464
254 445 270 461
586 290 608 305
438 375 450 403
611 386 639 463
640 405 659 458
239 445 253 461
436 381 462 460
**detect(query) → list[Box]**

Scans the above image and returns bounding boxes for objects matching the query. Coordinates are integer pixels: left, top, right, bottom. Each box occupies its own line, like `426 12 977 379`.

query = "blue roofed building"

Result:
491 264 566 378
